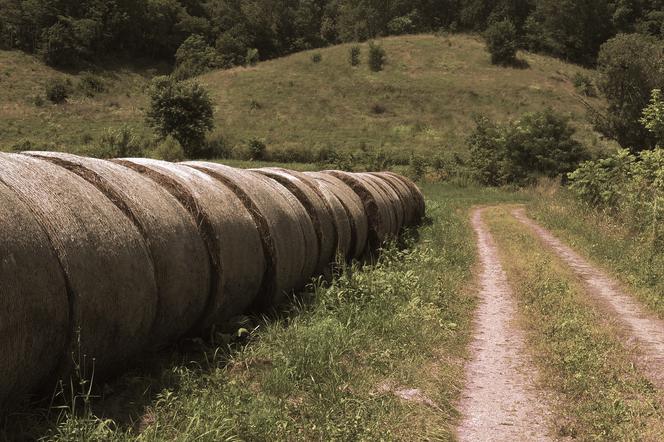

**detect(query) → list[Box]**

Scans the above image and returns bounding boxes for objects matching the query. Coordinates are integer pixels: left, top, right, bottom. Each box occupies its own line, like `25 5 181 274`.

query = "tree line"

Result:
1 0 663 70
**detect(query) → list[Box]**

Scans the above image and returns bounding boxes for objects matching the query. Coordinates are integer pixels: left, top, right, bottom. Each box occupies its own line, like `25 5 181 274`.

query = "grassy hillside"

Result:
0 34 608 158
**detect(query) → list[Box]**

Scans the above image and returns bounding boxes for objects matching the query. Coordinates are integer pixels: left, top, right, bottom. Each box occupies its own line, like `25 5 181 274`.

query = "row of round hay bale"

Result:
0 153 158 383
304 172 368 260
253 168 337 275
114 159 265 330
24 152 210 348
183 162 318 308
0 177 69 410
384 172 426 224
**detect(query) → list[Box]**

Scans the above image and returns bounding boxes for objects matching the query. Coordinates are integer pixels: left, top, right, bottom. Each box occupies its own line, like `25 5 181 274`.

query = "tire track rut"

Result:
457 208 552 442
512 207 664 391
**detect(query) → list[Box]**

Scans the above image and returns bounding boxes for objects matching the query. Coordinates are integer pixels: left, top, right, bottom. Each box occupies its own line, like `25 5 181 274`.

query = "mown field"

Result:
0 34 608 160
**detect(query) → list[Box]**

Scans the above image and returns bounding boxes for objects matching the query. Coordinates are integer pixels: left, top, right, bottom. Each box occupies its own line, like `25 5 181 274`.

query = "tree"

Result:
368 42 386 72
595 34 664 151
173 34 220 79
641 89 664 146
146 76 214 158
484 19 517 66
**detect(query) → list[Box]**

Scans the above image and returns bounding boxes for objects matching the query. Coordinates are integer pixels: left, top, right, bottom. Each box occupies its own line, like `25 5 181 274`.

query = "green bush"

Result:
245 48 260 66
146 76 214 158
572 73 597 97
78 72 106 97
311 52 322 63
484 19 518 66
248 138 267 160
152 136 186 162
96 125 145 158
368 43 386 72
348 45 361 66
640 89 664 146
46 79 71 104
468 109 588 186
173 35 220 80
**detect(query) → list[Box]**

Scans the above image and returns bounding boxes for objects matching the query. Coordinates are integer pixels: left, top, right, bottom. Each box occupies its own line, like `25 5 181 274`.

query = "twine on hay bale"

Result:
358 172 403 236
369 172 418 228
384 172 426 224
304 172 368 260
115 158 265 330
184 162 317 309
254 168 337 275
25 152 210 348
0 153 158 379
0 176 69 410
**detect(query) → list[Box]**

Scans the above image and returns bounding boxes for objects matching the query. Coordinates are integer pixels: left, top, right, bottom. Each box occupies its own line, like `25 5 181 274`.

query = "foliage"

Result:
248 137 267 160
46 78 71 104
484 19 517 66
311 52 322 63
77 72 105 97
96 125 145 159
173 34 220 80
348 45 361 66
640 89 664 146
146 76 214 158
468 110 588 186
572 73 596 97
152 136 186 162
368 42 386 72
594 34 664 152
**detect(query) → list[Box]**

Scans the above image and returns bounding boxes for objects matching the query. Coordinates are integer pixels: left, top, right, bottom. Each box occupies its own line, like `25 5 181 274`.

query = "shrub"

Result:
202 131 232 159
311 53 322 63
640 89 664 146
152 136 185 162
349 45 361 66
408 154 427 181
368 43 386 72
248 138 267 160
245 48 260 66
370 103 387 114
387 14 416 35
46 79 71 104
572 73 597 97
146 76 214 158
78 72 106 97
173 35 220 80
484 19 518 66
97 125 144 158
467 114 504 186
215 32 249 68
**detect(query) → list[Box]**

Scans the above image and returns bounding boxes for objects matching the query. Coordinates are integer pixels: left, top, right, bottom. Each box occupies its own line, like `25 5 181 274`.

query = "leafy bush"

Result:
408 154 427 181
39 18 95 67
152 136 185 162
46 79 71 104
78 72 106 97
572 73 597 97
146 76 214 158
640 89 664 146
370 103 386 114
248 138 267 160
368 43 386 72
348 45 361 66
468 109 588 185
173 35 220 80
96 125 145 158
245 48 260 66
387 14 416 35
311 52 322 63
484 19 518 66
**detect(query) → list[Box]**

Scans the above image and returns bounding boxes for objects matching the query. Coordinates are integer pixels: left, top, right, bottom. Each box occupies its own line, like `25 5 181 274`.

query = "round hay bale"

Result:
358 173 404 235
0 153 158 378
313 180 353 262
384 172 426 224
368 172 415 227
184 162 317 308
253 168 337 274
320 171 394 251
114 159 265 330
24 152 210 347
0 177 69 409
305 172 368 260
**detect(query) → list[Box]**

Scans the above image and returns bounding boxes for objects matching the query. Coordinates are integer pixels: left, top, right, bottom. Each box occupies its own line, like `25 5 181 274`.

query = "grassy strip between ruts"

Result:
526 188 664 320
484 206 664 440
3 184 514 442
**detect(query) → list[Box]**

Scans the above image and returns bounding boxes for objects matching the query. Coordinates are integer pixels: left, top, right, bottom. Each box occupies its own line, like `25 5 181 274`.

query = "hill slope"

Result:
0 34 607 157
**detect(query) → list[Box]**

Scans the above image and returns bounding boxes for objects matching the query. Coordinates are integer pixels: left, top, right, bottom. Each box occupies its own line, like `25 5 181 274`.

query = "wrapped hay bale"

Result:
384 172 426 224
115 159 265 330
370 172 418 227
305 172 368 260
0 154 158 377
0 179 69 409
358 173 404 235
253 168 337 274
184 162 317 308
25 152 210 347
320 171 394 251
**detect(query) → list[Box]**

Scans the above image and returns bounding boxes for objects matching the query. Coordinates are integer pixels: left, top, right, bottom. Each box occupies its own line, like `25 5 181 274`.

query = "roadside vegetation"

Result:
486 207 664 440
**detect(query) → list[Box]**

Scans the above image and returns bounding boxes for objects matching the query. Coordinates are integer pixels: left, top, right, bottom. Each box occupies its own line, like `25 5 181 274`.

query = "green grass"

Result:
486 207 664 440
526 187 664 319
0 34 609 159
0 184 525 442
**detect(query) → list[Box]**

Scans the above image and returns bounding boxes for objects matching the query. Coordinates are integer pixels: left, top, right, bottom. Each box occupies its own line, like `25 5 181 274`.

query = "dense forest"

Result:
1 0 663 70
